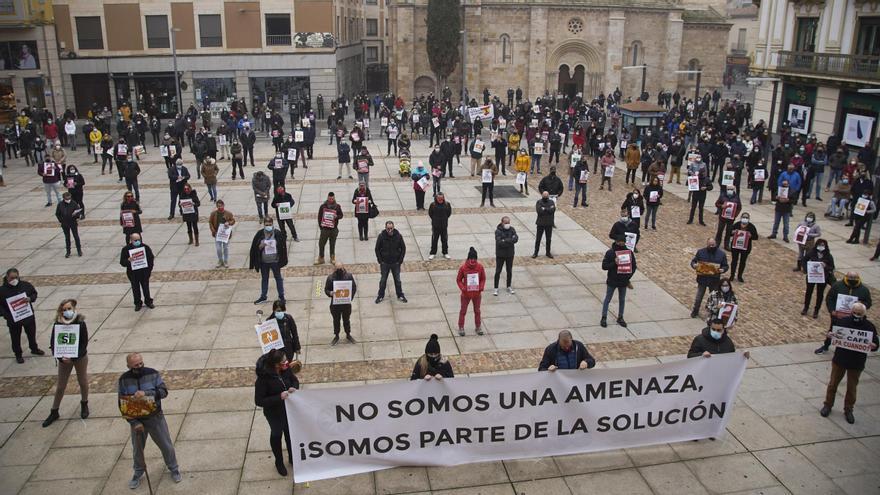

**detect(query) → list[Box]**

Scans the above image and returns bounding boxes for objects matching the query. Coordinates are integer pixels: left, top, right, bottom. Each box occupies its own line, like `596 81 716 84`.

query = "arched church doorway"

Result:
547 41 602 99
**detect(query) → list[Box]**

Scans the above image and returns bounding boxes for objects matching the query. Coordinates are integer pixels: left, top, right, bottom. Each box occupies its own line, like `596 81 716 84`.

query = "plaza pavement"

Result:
0 127 878 494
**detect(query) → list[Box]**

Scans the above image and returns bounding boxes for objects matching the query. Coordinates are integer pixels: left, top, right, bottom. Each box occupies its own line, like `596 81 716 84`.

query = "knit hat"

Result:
467 247 478 260
425 334 440 354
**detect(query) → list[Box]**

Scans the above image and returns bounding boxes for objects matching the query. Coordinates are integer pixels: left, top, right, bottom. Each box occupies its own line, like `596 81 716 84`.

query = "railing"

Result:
776 50 880 81
266 34 292 46
730 44 747 55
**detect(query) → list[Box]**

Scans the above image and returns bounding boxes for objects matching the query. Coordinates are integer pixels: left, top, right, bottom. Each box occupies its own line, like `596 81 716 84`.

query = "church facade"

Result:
389 0 731 102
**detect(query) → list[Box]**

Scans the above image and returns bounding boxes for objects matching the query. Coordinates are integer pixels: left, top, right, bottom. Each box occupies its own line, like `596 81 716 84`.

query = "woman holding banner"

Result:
802 239 834 319
254 348 300 476
178 184 201 246
120 192 143 245
42 299 90 427
705 280 738 326
410 334 454 380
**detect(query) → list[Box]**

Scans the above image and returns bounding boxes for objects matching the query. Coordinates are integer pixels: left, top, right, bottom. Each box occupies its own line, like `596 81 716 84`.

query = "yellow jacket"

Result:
89 129 103 144
514 154 531 173
508 134 521 151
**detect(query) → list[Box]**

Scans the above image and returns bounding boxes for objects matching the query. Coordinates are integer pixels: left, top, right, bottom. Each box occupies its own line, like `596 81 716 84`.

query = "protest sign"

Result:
332 281 353 305
830 326 875 354
806 261 825 284
129 247 148 271
255 319 285 354
277 202 293 220
5 292 33 322
216 224 233 244
53 324 80 358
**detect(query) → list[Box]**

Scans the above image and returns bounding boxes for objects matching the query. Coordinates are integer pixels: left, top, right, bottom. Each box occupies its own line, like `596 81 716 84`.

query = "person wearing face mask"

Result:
167 159 191 220
428 192 453 260
494 216 518 296
209 200 236 268
351 182 375 240
250 218 288 305
374 221 408 304
0 268 44 363
38 158 63 207
642 177 663 230
56 192 83 258
533 191 556 258
600 234 636 328
269 300 301 359
846 190 876 244
120 234 155 311
410 161 430 211
819 302 878 424
705 280 738 325
324 262 358 345
515 148 531 195
411 334 454 380
456 247 486 336
687 318 748 359
118 190 143 244
267 151 289 189
690 238 729 319
271 186 299 241
727 213 758 283
42 299 90 427
354 148 374 187
62 165 85 218
538 166 564 202
440 135 455 178
201 157 219 202
177 183 201 246
254 348 300 476
714 186 741 246
803 239 835 318
792 213 821 270
816 271 872 354
609 207 640 252
336 139 352 180
316 192 343 265
118 352 181 488
538 330 596 371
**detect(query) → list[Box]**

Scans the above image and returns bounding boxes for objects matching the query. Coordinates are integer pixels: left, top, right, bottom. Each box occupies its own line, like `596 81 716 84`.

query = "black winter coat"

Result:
119 242 154 274
375 229 406 264
495 224 519 258
249 229 288 269
55 200 82 226
428 201 452 229
687 327 737 357
254 353 300 416
0 278 37 324
535 198 556 227
602 244 636 287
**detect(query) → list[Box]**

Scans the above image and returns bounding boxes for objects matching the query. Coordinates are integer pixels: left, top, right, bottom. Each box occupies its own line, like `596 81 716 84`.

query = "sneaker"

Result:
330 336 339 346
814 345 828 354
215 262 224 269
346 334 357 344
129 474 143 490
428 254 435 260
375 296 384 304
845 411 855 424
508 287 515 294
398 296 408 303
819 405 831 417
254 297 268 305
458 328 465 336
493 288 498 296
171 471 182 483
443 254 451 259
476 327 484 336
617 318 627 327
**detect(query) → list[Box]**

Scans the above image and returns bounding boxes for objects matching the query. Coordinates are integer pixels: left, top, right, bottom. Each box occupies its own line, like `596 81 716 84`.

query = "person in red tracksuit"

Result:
457 247 486 337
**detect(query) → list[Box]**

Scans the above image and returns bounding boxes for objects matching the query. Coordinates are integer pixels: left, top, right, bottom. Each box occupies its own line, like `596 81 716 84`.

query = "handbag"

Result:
369 204 379 219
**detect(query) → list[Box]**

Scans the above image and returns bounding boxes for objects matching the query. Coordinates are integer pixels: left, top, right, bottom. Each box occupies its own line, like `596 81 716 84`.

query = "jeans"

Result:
692 281 716 315
61 224 81 253
645 204 659 228
256 199 268 219
494 256 513 288
458 293 482 329
357 172 370 187
534 225 553 255
44 182 61 204
771 211 791 238
826 169 842 188
130 413 179 477
259 262 285 299
330 304 352 335
574 182 588 205
750 185 764 203
378 262 404 298
430 227 448 255
824 362 862 412
433 176 442 196
318 228 338 258
51 355 89 409
215 241 229 264
531 155 542 174
206 183 217 201
809 172 824 198
601 284 627 318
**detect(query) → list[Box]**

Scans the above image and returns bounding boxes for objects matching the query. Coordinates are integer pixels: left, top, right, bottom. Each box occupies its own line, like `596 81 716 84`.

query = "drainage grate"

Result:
473 185 525 198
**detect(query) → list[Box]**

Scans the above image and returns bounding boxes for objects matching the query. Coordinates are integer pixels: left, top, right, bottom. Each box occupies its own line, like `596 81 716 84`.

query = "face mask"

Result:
707 245 717 253
620 216 629 223
633 193 639 198
721 286 730 293
503 224 511 230
817 245 826 252
428 355 441 365
741 218 750 225
132 240 142 247
64 199 71 204
264 226 273 233
274 311 285 320
386 228 393 234
806 217 814 224
8 278 18 286
853 315 865 322
710 329 723 340
63 309 75 320
727 189 735 195
130 367 143 377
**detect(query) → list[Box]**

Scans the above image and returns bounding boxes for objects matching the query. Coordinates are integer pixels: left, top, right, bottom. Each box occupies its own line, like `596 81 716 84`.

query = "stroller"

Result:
398 150 411 177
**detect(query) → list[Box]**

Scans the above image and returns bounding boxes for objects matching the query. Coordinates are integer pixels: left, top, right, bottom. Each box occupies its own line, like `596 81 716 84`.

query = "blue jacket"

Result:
118 367 168 423
778 170 802 193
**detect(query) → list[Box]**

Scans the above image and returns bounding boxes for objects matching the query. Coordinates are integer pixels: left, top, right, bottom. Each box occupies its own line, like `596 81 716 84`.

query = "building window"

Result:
366 18 378 36
856 17 880 56
630 41 642 66
687 59 699 80
199 14 222 47
795 17 818 52
265 14 292 46
737 28 747 51
567 18 583 35
366 46 378 61
75 16 103 50
366 0 377 4
145 15 170 49
500 34 511 64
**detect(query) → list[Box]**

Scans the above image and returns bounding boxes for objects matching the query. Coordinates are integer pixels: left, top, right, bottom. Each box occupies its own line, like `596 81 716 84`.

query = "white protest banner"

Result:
53 324 80 359
160 145 169 157
570 154 581 167
793 225 809 245
180 199 195 215
579 170 589 183
604 166 615 178
219 134 227 145
806 261 825 284
830 325 875 354
533 142 544 155
481 169 493 183
295 130 304 142
263 239 278 256
630 205 641 219
216 223 233 244
121 211 135 228
5 292 33 323
467 105 495 122
287 353 747 483
381 117 389 127
332 280 353 305
255 319 285 354
129 247 149 271
753 169 765 181
277 202 293 220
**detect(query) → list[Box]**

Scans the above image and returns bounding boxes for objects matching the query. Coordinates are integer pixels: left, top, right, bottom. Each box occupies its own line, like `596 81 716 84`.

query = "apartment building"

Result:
751 0 878 148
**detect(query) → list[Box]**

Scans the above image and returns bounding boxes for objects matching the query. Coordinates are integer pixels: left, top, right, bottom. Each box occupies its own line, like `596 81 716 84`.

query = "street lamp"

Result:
170 26 183 115
746 76 781 135
622 65 647 98
674 69 702 114
459 29 466 102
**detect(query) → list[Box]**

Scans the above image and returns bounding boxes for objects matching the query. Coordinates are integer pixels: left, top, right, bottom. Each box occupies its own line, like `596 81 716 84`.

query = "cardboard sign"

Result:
721 171 735 186
287 148 297 161
854 197 870 216
466 273 480 292
648 191 659 203
321 210 337 229
731 230 750 251
274 158 284 169
830 325 875 354
357 159 370 174
835 294 859 315
180 199 195 215
615 250 633 274
302 118 311 128
793 225 810 245
418 176 431 191
263 239 277 256
255 319 285 354
381 117 389 127
332 280 353 305
533 143 544 155
295 130 304 142
117 144 128 156
777 187 789 200
355 197 369 214
53 324 80 358
219 134 227 145
43 163 55 176
216 223 232 244
806 261 825 284
277 202 293 220
720 201 736 220
687 175 700 191
516 172 527 185
604 165 615 178
121 211 135 228
473 141 484 153
753 169 765 181
5 292 33 323
718 303 738 328
129 247 148 271
624 232 638 251
481 169 493 183
579 170 589 183
630 205 641 219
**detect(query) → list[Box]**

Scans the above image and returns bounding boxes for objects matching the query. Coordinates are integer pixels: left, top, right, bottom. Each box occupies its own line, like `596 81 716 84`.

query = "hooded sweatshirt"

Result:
456 259 486 293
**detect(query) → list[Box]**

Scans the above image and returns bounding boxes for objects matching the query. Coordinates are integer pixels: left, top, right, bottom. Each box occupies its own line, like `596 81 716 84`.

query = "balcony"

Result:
266 34 292 46
776 50 880 82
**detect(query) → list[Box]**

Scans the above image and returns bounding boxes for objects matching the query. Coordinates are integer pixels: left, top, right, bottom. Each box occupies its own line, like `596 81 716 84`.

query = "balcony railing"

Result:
266 34 292 46
776 50 880 81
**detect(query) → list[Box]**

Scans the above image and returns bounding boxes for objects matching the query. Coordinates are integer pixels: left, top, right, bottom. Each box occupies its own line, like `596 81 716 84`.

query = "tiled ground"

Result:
0 129 878 494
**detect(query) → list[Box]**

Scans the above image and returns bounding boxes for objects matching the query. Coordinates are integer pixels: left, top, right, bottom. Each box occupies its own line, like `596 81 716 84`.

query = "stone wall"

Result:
677 24 729 95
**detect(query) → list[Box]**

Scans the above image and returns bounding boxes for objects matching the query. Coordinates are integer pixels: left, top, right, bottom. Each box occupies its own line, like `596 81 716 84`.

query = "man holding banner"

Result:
324 262 358 346
0 268 44 363
820 303 878 424
538 330 595 371
687 318 746 358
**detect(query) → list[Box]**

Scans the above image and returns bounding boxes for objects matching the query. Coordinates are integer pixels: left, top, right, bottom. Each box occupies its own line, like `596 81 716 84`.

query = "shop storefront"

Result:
250 75 310 114
71 74 111 118
193 77 236 109
781 84 816 136
0 78 15 125
113 73 179 119
837 90 880 150
23 77 45 109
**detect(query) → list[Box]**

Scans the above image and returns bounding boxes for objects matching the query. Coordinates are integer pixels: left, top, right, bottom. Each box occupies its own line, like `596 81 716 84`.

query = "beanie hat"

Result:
425 334 441 354
467 247 478 260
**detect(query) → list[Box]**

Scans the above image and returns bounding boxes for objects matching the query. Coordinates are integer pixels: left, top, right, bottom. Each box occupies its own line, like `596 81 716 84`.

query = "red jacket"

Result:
43 123 58 139
456 260 486 293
